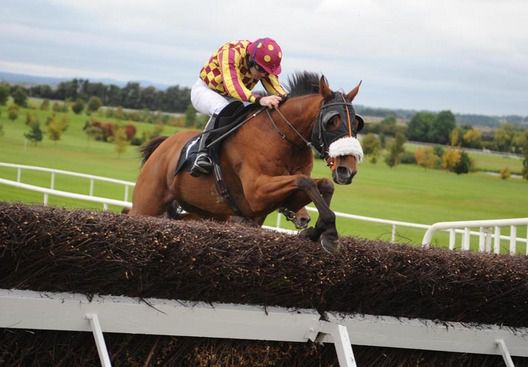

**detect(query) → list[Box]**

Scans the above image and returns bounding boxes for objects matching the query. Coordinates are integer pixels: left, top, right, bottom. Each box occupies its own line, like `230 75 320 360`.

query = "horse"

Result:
129 72 364 253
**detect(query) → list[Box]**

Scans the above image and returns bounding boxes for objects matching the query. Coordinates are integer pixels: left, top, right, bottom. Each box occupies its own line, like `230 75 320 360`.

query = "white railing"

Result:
1 162 527 255
1 289 525 367
0 162 134 204
0 162 134 210
422 218 528 255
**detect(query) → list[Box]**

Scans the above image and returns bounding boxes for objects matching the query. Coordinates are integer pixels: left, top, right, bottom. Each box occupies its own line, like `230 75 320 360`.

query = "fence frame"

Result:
1 288 525 367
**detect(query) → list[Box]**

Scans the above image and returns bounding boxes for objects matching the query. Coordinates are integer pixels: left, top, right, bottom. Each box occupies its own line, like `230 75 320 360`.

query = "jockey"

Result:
190 37 288 176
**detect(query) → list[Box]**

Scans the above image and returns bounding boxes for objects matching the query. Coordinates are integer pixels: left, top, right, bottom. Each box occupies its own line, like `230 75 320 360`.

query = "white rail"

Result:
422 218 528 255
0 162 134 203
1 162 526 254
1 289 525 367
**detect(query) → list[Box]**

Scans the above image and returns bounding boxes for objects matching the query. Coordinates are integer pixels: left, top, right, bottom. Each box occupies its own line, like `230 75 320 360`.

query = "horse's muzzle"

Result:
332 165 356 185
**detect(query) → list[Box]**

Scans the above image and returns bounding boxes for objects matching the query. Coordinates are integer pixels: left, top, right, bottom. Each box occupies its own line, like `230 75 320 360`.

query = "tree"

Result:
7 104 19 122
379 114 398 136
415 147 439 169
84 121 104 142
11 86 28 107
441 148 461 172
47 115 69 144
185 104 197 127
113 124 128 157
429 110 455 144
24 121 43 146
384 131 406 167
449 127 462 147
361 133 381 163
40 99 50 111
72 99 85 114
463 128 482 149
494 123 515 152
407 112 434 141
87 96 103 113
500 167 511 180
521 131 528 180
0 83 9 105
453 151 472 174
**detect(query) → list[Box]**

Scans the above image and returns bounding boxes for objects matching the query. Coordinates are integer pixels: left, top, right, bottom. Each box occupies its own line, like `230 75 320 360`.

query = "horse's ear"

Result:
319 75 332 99
345 80 362 102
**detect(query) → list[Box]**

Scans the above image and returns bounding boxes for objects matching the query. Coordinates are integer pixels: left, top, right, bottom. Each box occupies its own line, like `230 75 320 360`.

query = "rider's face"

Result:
250 65 267 80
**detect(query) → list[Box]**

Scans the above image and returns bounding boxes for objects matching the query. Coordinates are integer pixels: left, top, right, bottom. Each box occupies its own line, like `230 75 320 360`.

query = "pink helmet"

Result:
247 38 283 75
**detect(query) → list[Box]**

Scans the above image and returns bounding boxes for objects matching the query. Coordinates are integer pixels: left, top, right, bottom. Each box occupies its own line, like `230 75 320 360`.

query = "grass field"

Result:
1 103 527 251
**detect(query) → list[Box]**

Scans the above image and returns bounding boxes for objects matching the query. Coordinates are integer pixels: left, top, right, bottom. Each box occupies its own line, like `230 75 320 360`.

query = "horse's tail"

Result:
140 136 168 165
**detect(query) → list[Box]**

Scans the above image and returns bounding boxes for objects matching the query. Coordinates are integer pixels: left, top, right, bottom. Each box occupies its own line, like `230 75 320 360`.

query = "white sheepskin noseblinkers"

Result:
328 137 364 162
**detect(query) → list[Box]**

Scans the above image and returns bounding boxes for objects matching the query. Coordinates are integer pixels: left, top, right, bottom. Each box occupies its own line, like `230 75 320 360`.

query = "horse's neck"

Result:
281 94 322 138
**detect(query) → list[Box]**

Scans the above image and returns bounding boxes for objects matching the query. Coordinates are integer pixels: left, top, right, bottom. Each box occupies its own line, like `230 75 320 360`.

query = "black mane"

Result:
286 71 321 97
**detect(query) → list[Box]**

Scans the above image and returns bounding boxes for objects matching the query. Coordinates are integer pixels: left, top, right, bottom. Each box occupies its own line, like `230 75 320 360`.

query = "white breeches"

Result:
190 79 233 116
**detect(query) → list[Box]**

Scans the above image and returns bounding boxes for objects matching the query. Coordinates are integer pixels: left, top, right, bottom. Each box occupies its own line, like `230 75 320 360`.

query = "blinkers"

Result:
311 92 364 158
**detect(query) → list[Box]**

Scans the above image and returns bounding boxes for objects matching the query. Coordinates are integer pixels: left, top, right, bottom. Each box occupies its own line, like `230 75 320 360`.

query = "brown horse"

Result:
129 72 364 253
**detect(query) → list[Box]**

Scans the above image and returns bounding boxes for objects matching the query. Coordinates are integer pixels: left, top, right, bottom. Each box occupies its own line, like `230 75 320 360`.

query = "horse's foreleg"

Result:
245 175 338 253
295 178 339 253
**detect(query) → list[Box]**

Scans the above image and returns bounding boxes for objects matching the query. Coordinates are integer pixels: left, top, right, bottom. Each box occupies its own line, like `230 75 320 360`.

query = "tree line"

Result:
362 112 528 179
0 79 191 113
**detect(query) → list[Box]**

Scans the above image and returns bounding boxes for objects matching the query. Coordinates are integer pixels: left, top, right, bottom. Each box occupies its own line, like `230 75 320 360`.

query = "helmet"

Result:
247 38 282 75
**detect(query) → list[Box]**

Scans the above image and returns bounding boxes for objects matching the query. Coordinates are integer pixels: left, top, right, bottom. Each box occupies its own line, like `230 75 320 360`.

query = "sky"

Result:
1 0 528 116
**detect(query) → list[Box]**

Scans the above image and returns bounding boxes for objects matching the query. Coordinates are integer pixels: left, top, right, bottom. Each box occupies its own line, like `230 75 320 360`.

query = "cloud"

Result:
1 0 528 115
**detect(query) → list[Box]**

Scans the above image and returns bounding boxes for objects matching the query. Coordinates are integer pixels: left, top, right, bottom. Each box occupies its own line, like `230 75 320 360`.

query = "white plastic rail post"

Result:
318 321 357 367
495 339 516 367
86 313 112 367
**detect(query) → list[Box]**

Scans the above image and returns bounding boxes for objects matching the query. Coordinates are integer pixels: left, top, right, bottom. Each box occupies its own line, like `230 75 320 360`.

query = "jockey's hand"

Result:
259 95 282 109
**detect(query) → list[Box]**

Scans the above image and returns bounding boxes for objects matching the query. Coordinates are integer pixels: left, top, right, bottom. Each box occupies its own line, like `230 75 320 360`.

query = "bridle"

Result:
265 92 359 169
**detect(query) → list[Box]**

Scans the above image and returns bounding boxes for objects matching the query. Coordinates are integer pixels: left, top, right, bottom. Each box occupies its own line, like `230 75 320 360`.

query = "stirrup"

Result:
190 153 213 177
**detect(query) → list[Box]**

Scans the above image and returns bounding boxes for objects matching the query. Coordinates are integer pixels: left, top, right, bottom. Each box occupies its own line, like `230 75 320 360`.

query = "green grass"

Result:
1 104 527 252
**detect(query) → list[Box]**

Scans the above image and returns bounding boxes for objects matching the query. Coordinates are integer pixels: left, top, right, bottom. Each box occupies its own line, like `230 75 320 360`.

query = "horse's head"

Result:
312 76 364 185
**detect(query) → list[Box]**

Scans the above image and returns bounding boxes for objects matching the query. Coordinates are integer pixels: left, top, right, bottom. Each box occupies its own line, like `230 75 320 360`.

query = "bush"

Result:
500 167 511 180
453 151 472 175
400 151 416 164
72 99 85 114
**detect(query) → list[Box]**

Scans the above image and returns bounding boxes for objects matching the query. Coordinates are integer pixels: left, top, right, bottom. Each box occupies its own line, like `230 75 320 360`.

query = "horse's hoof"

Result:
321 235 340 255
299 227 318 241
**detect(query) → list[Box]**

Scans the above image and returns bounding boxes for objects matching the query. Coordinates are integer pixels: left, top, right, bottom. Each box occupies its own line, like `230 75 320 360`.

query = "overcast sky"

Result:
1 0 528 116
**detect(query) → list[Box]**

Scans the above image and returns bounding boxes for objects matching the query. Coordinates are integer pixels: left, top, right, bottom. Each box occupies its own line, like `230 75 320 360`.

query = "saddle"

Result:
175 101 256 175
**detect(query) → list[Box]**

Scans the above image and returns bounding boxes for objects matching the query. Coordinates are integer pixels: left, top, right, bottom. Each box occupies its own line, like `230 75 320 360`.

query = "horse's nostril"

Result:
336 166 350 176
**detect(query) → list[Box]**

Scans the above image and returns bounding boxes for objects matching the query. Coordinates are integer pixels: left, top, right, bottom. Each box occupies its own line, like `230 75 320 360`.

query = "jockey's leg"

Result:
189 79 230 177
190 114 217 176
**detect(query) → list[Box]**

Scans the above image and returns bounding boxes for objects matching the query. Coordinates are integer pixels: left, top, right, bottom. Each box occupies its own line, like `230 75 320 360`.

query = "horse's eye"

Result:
326 116 340 130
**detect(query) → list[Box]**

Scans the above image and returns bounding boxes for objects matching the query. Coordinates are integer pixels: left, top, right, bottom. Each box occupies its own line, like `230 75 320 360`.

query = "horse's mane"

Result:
286 71 321 97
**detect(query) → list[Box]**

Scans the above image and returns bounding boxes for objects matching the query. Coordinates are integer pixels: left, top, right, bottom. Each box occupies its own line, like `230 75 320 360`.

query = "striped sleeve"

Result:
217 44 258 103
262 75 288 97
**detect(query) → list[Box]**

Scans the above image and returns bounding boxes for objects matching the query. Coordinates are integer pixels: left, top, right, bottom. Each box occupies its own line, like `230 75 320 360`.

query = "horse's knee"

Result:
296 175 318 191
317 179 334 196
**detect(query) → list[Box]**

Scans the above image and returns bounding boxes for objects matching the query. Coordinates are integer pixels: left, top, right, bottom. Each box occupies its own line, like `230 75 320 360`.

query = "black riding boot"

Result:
190 114 217 177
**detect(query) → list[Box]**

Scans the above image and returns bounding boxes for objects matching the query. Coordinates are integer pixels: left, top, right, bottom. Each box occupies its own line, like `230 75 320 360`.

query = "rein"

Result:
265 108 312 150
265 93 358 171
